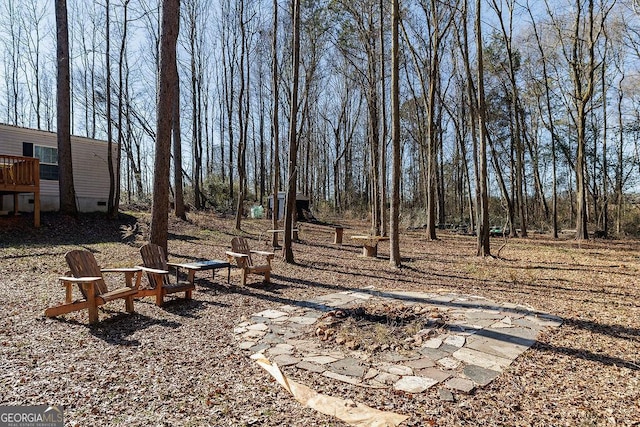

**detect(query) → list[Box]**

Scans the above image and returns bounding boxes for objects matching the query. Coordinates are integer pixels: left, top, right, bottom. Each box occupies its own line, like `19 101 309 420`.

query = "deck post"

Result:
34 189 40 227
33 159 40 227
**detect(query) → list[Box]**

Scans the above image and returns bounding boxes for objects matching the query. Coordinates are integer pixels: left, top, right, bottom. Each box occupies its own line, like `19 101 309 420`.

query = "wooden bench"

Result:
350 235 390 257
300 222 344 244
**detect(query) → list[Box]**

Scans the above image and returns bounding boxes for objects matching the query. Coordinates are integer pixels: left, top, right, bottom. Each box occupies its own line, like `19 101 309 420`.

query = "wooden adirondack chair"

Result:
44 250 139 324
225 237 275 286
136 243 196 306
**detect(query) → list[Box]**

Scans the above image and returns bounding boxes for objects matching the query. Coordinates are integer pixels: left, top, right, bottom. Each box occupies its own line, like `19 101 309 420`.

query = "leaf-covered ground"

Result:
0 211 638 426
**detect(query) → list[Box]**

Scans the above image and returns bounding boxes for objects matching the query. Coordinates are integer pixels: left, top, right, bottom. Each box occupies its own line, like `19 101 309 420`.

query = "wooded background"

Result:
2 0 640 239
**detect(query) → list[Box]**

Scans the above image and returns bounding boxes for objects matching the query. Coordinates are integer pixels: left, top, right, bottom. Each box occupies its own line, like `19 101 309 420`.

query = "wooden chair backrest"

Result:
140 243 170 288
231 237 253 267
65 250 109 297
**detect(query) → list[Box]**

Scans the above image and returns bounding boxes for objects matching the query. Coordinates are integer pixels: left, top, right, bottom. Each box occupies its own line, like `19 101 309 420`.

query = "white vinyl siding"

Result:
0 123 115 212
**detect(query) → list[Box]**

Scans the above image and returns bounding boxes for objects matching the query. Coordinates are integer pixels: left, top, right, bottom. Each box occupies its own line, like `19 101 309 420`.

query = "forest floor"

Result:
0 210 639 426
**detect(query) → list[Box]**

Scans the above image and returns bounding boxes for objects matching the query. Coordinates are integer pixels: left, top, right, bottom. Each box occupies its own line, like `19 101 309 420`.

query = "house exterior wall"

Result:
0 123 115 213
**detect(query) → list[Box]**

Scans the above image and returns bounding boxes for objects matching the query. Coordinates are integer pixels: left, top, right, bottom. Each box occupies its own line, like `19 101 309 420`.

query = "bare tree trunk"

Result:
573 0 594 241
173 64 186 220
565 0 612 240
601 58 608 236
151 0 179 254
615 73 624 235
426 36 439 241
475 0 490 256
106 0 115 218
283 0 301 263
5 1 22 126
368 83 381 236
55 0 77 216
527 2 558 238
486 131 514 233
389 0 401 267
235 0 248 231
489 0 527 237
112 0 130 219
258 66 266 206
379 0 388 237
457 1 478 234
23 1 46 129
271 0 280 247
220 0 236 210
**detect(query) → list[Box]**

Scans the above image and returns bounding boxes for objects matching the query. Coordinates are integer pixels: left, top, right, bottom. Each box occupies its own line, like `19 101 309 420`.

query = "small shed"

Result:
267 192 310 221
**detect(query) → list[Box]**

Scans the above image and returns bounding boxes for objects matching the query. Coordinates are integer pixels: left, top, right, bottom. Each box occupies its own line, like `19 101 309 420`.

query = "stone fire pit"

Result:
234 289 562 396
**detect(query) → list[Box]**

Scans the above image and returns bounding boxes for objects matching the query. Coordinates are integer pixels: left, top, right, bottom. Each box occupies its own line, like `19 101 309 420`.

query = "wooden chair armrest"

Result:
226 251 249 259
138 265 169 275
167 261 198 271
58 276 102 283
101 267 140 273
251 250 275 257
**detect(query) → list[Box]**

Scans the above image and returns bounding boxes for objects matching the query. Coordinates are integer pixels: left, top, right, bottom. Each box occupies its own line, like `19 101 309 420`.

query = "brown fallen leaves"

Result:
314 303 447 354
0 210 639 426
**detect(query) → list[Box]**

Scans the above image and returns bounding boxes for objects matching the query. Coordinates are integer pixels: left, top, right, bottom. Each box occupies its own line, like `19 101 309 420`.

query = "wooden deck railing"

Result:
0 155 40 227
0 155 39 188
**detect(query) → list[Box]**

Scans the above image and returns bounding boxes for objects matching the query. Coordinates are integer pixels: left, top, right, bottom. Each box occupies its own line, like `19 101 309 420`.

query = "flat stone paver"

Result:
452 347 513 372
463 364 501 386
267 343 294 356
423 338 443 349
249 343 270 353
394 376 439 393
329 357 367 378
416 367 451 383
444 335 466 348
323 370 362 385
404 357 435 370
445 377 475 393
439 388 455 401
234 289 562 397
255 309 290 319
272 354 301 367
419 347 450 360
238 341 256 350
375 372 401 385
296 361 327 373
364 368 379 380
385 364 413 376
437 357 461 370
242 329 266 339
303 355 338 365
288 316 318 325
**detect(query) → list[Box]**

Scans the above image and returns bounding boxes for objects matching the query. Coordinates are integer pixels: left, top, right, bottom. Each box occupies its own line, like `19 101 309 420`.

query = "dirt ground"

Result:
0 210 639 426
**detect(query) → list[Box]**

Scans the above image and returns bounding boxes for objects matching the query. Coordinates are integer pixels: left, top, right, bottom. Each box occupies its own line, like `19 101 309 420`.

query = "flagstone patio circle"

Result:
234 289 562 395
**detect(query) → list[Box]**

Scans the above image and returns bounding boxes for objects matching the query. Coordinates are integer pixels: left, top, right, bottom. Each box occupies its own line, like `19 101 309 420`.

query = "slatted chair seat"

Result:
99 287 138 303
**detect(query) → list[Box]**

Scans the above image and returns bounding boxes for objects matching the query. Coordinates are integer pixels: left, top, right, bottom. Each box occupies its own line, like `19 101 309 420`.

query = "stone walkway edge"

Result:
234 289 562 396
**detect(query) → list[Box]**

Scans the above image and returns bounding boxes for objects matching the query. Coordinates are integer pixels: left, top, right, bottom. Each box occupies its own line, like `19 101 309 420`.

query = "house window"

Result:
34 146 57 164
23 143 59 181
